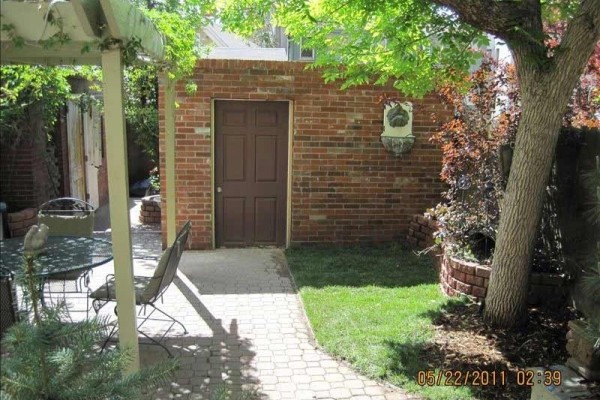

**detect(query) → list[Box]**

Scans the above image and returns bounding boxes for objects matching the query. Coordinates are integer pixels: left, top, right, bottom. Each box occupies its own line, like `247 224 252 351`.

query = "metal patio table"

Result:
0 236 113 279
0 236 113 318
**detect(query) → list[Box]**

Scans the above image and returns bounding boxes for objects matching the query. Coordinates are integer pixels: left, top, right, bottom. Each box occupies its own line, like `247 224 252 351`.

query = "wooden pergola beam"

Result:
99 0 165 61
0 0 165 65
101 48 140 372
162 74 177 244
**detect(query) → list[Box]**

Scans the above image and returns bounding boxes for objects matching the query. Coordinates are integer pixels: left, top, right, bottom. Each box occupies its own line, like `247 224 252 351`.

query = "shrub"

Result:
430 41 598 268
429 59 518 263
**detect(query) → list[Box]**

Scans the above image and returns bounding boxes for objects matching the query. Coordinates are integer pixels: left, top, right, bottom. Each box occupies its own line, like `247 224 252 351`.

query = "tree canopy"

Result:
220 0 489 96
219 1 598 97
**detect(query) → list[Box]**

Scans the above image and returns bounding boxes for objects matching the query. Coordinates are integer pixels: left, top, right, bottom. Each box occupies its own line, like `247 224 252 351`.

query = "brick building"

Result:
159 59 451 250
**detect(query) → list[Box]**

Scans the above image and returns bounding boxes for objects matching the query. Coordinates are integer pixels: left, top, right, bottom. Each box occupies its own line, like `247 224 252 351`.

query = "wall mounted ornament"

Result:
380 102 415 156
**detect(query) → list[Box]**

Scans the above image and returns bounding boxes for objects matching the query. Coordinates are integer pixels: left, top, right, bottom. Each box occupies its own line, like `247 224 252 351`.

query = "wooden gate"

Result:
66 101 86 201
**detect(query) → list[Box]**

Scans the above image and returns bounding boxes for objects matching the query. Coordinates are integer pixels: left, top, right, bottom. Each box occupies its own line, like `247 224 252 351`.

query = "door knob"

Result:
216 186 222 193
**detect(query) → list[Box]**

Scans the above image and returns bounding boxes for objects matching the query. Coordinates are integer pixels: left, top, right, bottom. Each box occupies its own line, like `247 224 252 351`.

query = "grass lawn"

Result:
286 244 473 400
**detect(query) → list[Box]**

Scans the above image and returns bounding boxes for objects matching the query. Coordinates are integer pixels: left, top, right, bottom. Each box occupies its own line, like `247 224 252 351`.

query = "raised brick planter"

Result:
140 195 161 225
7 207 38 237
440 254 566 305
406 214 439 249
406 213 443 270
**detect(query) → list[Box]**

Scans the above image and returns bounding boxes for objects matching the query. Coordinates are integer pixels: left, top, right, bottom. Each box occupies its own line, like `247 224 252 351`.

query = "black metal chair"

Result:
90 221 191 356
38 198 96 317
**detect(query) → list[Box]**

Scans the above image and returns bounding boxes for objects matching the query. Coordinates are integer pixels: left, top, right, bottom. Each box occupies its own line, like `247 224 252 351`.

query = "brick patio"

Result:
63 231 421 400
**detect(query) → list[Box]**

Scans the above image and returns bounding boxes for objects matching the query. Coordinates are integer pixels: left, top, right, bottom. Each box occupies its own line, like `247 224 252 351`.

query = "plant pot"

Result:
566 320 600 381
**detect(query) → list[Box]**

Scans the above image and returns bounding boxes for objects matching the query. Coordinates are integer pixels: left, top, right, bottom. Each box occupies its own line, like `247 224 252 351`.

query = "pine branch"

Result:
2 256 178 400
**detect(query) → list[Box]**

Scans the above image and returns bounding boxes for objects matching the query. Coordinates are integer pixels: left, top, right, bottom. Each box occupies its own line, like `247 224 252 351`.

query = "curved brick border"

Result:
405 214 567 305
440 254 567 305
440 255 490 298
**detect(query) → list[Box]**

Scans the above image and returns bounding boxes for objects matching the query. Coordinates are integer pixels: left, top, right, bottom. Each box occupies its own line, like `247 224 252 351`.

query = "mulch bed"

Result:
420 302 599 399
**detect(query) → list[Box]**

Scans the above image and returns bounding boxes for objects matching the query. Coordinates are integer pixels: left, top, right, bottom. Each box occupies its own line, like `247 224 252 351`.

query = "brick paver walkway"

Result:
72 231 420 400
153 248 419 399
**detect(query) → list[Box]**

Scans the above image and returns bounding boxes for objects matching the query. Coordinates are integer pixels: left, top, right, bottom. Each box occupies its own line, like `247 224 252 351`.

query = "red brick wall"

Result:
159 60 451 249
7 207 38 237
96 117 109 207
0 137 53 211
53 108 70 197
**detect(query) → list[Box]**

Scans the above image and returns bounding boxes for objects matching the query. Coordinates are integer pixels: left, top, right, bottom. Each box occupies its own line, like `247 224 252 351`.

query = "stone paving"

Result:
64 228 421 400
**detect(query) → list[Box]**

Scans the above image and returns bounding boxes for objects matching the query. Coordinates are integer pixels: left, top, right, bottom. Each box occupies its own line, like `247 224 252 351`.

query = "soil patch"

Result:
420 303 599 399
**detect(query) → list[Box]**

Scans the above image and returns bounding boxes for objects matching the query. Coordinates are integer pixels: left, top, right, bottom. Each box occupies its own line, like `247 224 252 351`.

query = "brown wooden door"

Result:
215 101 289 247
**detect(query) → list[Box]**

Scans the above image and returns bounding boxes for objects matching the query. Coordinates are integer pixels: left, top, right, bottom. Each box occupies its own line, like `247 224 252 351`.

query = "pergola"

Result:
0 0 179 372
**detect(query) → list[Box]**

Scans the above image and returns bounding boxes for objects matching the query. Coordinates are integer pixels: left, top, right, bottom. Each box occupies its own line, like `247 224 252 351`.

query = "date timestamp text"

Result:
417 370 506 386
417 369 562 387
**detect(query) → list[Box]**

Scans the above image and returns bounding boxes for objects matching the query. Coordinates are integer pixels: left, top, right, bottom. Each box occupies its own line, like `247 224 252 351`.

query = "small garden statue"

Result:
23 223 49 256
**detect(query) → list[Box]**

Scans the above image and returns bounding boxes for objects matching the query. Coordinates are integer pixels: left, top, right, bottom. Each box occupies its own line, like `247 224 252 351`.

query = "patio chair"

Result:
38 198 96 315
90 221 191 357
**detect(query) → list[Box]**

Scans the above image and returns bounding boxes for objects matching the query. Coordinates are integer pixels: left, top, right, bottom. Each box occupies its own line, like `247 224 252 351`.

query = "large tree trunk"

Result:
482 79 566 327
482 5 600 327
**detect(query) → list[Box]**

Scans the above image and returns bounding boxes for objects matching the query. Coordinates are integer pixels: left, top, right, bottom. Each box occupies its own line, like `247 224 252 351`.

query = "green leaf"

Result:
219 0 488 97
